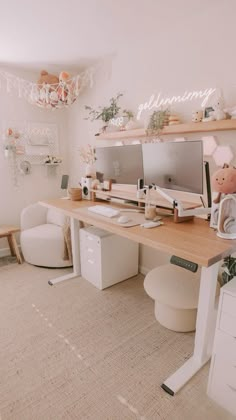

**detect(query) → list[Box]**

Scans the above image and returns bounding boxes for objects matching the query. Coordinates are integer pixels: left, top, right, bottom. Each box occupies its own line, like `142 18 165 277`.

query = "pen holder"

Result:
68 188 82 201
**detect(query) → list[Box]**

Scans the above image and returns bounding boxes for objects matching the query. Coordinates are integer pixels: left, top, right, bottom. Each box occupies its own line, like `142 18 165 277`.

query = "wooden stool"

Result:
0 226 23 264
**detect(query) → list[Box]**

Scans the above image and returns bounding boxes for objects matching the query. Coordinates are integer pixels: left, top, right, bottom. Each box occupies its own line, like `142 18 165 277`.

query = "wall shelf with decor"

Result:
2 122 61 186
44 163 61 166
96 119 236 140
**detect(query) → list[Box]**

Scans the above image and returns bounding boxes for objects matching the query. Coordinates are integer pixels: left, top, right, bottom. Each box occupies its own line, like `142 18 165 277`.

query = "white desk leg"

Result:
161 261 220 395
48 217 81 286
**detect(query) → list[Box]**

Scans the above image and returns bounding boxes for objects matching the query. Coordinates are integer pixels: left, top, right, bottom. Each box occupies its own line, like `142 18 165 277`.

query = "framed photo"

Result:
204 106 214 118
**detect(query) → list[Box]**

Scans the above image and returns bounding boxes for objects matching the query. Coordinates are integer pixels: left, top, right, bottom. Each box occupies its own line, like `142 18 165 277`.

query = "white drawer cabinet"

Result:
79 226 139 290
208 278 236 416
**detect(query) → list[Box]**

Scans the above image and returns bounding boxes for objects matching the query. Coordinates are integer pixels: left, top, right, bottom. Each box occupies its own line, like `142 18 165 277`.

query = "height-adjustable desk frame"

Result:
39 198 236 396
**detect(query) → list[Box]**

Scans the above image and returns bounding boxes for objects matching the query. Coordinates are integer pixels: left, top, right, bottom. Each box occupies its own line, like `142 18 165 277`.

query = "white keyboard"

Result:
88 205 120 218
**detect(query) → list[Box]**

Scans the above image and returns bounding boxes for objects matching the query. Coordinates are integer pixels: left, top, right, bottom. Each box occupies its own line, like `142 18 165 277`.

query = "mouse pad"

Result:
115 212 147 227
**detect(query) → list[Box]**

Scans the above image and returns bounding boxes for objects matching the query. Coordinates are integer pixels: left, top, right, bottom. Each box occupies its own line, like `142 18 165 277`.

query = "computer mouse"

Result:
117 215 131 224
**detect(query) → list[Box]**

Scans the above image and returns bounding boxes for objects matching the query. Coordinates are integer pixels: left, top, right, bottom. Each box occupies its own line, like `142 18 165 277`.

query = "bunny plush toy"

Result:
209 95 226 121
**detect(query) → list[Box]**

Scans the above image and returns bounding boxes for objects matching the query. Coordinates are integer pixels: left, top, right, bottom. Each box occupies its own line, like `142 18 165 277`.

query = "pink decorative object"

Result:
213 145 233 167
202 136 217 156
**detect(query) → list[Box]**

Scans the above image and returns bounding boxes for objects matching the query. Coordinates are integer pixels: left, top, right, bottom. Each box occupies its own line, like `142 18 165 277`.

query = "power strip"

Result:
170 255 198 273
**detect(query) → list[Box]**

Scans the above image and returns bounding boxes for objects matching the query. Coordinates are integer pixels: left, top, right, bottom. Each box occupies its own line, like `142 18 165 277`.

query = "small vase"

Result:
85 163 95 178
125 118 141 130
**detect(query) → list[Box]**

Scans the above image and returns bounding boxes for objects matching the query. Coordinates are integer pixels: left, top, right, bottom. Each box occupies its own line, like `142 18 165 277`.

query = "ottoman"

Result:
144 264 201 332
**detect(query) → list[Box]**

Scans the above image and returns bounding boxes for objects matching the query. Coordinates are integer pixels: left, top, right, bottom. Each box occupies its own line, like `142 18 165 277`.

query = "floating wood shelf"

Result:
96 119 236 140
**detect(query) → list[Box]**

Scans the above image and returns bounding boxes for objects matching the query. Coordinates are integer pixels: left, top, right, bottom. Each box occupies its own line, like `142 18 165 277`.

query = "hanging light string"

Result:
0 67 94 110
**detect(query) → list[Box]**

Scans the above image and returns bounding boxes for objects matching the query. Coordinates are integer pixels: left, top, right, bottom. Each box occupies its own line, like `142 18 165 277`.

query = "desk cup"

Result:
145 205 157 220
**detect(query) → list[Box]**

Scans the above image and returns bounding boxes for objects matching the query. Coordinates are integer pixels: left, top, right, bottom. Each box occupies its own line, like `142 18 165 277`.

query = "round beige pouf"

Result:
144 264 201 332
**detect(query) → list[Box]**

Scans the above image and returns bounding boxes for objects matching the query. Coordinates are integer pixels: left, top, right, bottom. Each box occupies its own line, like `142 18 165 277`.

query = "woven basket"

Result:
68 188 82 201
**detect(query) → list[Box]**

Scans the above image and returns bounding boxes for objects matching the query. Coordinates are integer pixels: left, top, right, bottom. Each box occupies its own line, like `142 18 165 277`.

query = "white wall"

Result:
67 1 236 271
2 2 236 267
0 70 69 253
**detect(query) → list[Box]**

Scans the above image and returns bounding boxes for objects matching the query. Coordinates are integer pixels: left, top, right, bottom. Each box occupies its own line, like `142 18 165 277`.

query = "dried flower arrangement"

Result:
78 144 96 165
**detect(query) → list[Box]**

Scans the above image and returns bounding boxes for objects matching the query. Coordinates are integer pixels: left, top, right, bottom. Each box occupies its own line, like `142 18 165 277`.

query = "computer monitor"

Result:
95 144 144 185
142 141 203 194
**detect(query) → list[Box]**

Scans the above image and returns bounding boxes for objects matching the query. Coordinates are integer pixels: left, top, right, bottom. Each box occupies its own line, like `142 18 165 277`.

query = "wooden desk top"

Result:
39 198 236 268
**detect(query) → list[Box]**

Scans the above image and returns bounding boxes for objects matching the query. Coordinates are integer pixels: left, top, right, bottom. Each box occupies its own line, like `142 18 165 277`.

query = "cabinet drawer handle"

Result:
87 248 94 253
86 235 94 241
227 384 236 392
88 259 94 265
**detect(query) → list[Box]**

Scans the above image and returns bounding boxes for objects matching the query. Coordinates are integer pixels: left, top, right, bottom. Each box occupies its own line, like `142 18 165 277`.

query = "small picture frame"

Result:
103 179 112 191
204 107 214 119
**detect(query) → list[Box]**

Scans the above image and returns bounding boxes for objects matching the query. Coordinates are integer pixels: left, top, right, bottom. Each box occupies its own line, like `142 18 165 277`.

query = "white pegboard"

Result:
3 121 59 165
2 121 60 186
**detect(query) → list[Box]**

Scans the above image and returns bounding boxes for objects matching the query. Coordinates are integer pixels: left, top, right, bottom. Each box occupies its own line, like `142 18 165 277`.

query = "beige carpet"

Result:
0 263 233 420
0 256 17 267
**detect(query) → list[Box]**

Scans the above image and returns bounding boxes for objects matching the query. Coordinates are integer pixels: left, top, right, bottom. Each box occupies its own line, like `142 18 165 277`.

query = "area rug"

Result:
0 256 17 267
0 263 233 420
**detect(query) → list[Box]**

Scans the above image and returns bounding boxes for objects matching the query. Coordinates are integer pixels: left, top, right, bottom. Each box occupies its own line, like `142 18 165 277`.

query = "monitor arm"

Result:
152 185 211 217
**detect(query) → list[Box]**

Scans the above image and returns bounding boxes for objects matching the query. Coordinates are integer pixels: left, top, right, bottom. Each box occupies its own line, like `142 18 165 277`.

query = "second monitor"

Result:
142 141 203 194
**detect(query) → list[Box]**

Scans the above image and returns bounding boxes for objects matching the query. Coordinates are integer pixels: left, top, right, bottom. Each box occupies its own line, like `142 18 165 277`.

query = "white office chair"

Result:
20 203 72 268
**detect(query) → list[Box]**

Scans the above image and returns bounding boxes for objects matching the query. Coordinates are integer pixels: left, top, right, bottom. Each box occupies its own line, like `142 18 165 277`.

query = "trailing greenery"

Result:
85 93 124 123
123 109 134 120
221 255 236 285
146 110 169 136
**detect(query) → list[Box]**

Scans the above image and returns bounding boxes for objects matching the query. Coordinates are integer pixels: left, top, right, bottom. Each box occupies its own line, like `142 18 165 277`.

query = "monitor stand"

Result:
203 161 212 220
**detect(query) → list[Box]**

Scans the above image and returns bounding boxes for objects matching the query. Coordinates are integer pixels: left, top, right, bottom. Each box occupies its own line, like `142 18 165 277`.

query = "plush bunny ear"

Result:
212 87 223 99
203 87 222 107
214 88 225 103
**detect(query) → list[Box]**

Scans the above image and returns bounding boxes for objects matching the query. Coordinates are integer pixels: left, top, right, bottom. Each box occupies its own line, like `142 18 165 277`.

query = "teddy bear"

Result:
36 70 60 106
208 96 226 121
192 110 203 122
37 70 59 87
57 71 71 102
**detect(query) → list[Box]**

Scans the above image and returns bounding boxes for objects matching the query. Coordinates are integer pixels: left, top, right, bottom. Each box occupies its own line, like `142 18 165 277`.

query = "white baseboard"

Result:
0 247 11 258
139 265 150 276
0 246 21 258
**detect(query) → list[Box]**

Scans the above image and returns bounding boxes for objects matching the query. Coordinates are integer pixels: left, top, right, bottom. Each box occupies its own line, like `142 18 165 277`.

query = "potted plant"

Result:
221 255 236 285
146 109 169 137
84 93 124 133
